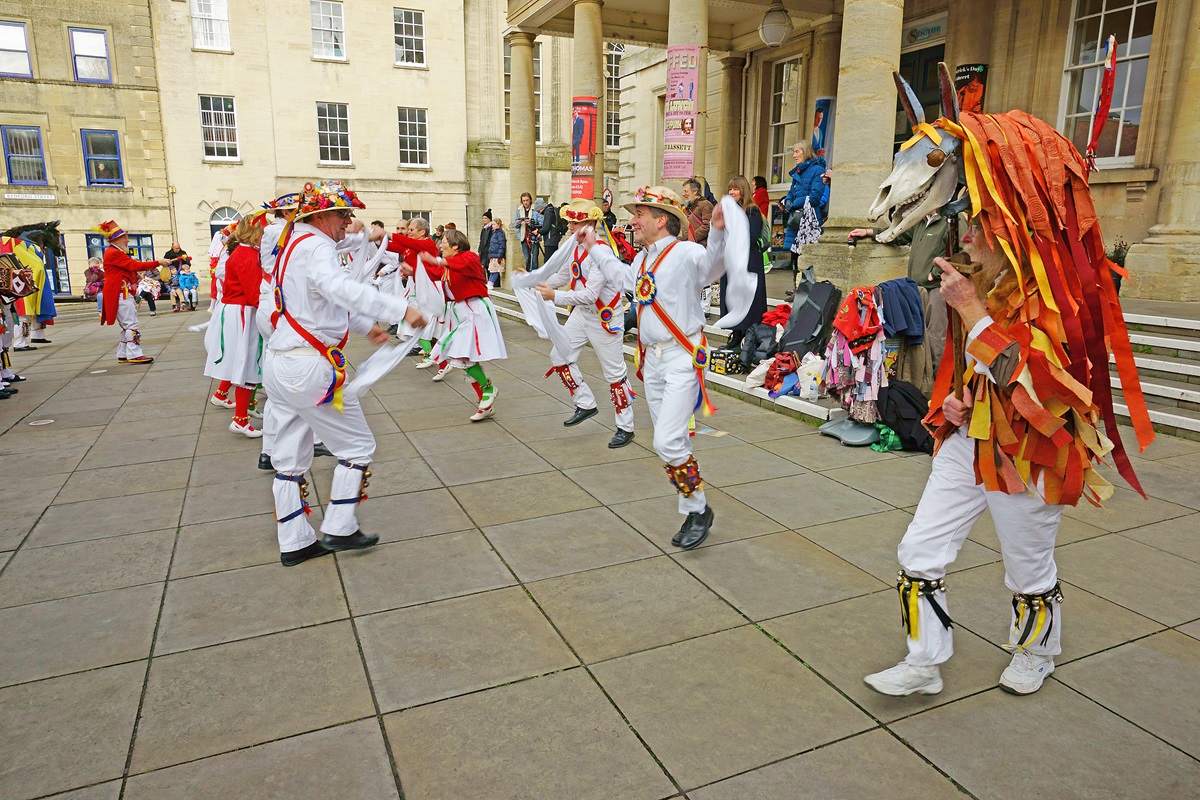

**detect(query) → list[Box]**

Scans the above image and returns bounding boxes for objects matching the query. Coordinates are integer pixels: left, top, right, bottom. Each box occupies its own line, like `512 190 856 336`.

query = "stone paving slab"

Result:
1 309 1198 799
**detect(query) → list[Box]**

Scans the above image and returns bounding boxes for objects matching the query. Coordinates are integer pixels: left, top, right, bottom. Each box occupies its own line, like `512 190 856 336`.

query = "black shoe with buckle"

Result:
313 442 334 458
564 406 599 427
676 506 714 550
321 530 379 551
258 453 274 471
280 541 333 567
608 429 635 449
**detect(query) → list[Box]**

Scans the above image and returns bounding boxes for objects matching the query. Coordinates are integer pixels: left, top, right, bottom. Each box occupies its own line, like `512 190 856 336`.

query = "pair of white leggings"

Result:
551 309 634 432
642 342 705 517
898 428 1064 666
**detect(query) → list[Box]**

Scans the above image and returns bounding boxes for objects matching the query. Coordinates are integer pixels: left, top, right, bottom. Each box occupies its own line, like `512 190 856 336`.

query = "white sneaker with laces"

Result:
999 650 1054 695
864 660 944 697
415 357 436 369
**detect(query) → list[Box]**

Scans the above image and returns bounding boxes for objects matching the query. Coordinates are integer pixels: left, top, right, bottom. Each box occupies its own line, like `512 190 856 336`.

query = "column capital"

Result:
572 0 604 6
502 29 538 47
719 54 746 71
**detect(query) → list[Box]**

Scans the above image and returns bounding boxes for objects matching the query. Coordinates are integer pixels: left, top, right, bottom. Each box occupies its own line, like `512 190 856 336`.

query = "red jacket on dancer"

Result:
101 246 159 326
423 250 489 302
222 245 264 307
386 233 438 269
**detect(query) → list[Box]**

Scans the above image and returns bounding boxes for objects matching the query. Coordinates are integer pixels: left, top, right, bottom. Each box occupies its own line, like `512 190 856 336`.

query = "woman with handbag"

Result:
778 141 826 278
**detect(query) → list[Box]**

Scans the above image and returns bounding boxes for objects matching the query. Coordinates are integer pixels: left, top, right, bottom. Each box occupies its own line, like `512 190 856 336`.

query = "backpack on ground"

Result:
877 380 934 454
779 266 842 357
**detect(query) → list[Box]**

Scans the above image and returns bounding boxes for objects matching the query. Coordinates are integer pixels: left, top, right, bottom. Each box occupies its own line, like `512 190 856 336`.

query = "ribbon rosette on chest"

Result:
598 305 617 334
634 272 657 306
326 346 347 370
570 260 583 283
273 285 285 313
692 344 709 370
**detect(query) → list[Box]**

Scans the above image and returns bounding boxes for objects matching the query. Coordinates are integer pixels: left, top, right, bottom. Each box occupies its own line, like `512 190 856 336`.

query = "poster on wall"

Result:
662 44 700 180
811 96 835 162
954 64 988 113
571 96 599 199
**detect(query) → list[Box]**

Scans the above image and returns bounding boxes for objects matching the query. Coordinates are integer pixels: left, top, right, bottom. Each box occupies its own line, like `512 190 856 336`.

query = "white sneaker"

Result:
864 660 944 697
470 406 495 422
229 420 264 439
415 356 436 369
431 364 451 382
999 650 1054 695
210 393 234 409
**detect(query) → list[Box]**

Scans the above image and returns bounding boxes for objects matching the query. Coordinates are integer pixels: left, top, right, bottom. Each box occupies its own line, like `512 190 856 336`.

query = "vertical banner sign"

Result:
571 96 599 199
811 96 835 162
662 45 700 179
954 64 987 114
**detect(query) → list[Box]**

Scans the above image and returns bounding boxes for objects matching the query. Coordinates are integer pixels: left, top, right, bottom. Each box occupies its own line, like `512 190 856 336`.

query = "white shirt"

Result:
591 231 725 346
545 242 619 310
266 222 410 352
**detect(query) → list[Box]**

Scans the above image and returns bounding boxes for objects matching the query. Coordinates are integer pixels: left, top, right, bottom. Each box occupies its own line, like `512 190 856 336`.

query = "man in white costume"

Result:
264 181 425 567
526 198 635 449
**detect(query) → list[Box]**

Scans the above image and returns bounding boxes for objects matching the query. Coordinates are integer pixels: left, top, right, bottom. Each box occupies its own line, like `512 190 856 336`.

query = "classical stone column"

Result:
717 55 746 186
1125 0 1200 300
806 19 841 127
946 1 993 74
668 0 708 179
804 0 906 290
507 31 538 205
573 0 604 202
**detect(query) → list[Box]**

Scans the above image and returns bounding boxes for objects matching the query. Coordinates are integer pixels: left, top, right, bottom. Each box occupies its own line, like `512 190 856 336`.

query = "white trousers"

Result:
551 309 634 432
642 342 706 516
898 428 1064 665
260 395 320 458
115 295 145 359
263 351 376 553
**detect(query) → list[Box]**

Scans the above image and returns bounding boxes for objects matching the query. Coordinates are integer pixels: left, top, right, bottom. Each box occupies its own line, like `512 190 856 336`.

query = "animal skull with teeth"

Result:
868 64 966 243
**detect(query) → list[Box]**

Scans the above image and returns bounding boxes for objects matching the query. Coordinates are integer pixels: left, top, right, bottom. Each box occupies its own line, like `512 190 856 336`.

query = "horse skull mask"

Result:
868 66 965 243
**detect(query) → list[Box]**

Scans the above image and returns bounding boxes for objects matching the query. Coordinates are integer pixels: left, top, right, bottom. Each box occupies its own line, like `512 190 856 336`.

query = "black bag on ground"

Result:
738 323 778 369
877 380 934 454
779 267 842 358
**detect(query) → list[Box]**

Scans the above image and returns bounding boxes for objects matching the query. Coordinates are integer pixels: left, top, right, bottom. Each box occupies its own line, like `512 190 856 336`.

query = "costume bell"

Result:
96 220 169 364
516 198 635 448
263 181 425 567
863 69 1154 698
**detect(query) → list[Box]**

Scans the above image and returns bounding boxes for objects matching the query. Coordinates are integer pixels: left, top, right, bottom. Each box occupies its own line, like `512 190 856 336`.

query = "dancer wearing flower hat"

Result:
264 181 426 566
96 220 174 364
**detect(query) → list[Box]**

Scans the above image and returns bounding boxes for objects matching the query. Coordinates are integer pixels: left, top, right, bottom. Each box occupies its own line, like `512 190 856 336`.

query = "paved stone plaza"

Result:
1 306 1199 800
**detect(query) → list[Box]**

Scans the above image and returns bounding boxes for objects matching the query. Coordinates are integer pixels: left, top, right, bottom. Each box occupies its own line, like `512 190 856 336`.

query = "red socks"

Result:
234 385 252 423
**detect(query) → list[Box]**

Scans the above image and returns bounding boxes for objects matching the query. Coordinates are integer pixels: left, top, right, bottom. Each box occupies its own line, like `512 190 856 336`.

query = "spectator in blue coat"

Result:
486 218 508 288
778 140 827 274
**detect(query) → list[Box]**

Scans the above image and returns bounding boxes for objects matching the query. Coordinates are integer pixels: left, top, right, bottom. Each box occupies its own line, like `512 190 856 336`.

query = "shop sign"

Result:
902 14 947 51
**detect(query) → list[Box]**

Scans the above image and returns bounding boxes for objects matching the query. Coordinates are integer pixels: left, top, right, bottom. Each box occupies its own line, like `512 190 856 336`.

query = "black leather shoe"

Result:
258 453 274 471
321 530 379 551
6 375 25 382
564 406 599 427
13 346 36 352
313 442 334 458
280 541 333 567
31 338 51 344
608 429 635 449
671 513 695 547
0 390 12 400
676 506 714 550
1 386 17 394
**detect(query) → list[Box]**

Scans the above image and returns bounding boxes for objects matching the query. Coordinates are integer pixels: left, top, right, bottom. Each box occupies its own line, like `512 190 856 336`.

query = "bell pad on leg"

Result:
665 455 703 498
274 473 312 521
1009 582 1064 651
897 570 952 640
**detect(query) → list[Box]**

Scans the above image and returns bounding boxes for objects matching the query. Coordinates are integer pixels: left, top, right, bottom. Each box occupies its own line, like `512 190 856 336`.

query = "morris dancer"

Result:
528 198 635 448
863 67 1153 697
96 220 171 365
576 186 745 549
416 229 505 421
205 217 266 437
388 219 447 375
264 181 425 566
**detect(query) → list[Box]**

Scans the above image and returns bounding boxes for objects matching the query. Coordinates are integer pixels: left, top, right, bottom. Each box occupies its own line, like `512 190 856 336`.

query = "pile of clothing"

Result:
821 277 927 423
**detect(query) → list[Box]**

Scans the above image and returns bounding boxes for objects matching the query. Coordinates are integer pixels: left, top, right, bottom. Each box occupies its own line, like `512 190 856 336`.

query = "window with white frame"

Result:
81 129 123 186
605 43 624 148
403 210 431 224
310 1 345 60
1 126 47 184
317 102 351 163
69 27 111 83
0 21 32 78
393 8 425 66
503 39 542 143
199 95 239 159
767 57 802 185
190 0 230 51
397 107 428 166
1061 0 1156 163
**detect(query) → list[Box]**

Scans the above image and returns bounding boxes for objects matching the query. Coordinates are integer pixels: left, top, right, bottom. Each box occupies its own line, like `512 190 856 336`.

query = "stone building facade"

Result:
0 0 169 294
517 0 1200 301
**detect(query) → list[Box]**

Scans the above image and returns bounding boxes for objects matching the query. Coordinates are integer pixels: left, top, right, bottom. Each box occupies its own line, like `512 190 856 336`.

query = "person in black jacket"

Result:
478 209 494 267
720 176 768 350
541 200 562 254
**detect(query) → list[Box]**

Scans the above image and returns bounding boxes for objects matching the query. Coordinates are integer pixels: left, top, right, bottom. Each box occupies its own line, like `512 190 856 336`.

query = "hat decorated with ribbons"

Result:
623 185 688 227
562 198 603 223
92 220 127 242
263 192 301 212
293 180 366 221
